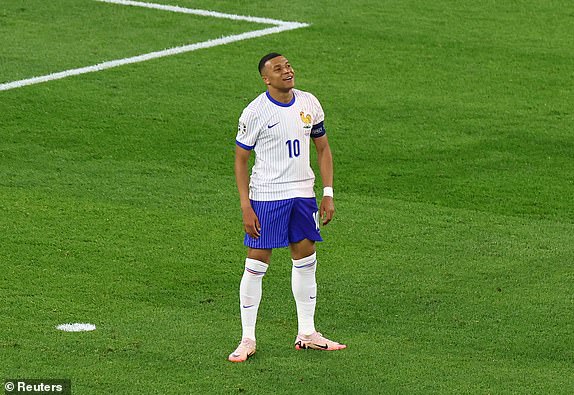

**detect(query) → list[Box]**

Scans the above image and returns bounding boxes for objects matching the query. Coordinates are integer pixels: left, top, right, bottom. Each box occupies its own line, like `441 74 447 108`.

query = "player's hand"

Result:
242 206 261 239
320 196 335 225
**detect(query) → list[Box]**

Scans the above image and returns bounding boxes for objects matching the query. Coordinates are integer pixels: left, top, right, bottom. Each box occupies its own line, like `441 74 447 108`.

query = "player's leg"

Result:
288 198 346 351
229 249 270 363
290 238 317 336
229 200 291 362
239 246 272 344
240 249 272 341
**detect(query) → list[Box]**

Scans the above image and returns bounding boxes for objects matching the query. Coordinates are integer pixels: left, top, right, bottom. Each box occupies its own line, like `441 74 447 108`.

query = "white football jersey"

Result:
236 89 326 201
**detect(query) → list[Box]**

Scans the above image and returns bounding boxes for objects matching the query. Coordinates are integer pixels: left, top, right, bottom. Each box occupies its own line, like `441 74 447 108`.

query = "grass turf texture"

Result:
1 0 573 393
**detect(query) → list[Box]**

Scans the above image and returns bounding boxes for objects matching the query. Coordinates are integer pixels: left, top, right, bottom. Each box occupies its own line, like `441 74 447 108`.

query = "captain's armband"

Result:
311 121 326 138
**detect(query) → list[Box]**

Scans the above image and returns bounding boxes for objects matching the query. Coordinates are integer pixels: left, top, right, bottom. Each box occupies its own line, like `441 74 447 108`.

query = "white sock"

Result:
239 258 268 341
291 252 317 336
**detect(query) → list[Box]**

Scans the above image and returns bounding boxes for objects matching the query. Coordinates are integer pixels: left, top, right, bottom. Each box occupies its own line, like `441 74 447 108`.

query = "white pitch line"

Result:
97 0 299 26
0 0 309 91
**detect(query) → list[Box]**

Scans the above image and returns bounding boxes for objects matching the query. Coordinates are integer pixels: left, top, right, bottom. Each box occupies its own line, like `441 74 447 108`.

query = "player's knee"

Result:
247 248 272 264
289 239 316 260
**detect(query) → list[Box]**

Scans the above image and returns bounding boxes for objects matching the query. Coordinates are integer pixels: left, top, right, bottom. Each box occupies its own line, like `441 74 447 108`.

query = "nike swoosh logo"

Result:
242 305 255 309
310 296 316 300
314 343 329 349
267 122 280 129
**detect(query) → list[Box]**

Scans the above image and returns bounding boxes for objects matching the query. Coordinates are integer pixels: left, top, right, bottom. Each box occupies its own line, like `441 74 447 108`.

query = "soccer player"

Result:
228 53 346 363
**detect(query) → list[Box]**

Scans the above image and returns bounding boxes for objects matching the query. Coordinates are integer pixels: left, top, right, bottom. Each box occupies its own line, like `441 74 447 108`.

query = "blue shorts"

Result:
244 198 323 249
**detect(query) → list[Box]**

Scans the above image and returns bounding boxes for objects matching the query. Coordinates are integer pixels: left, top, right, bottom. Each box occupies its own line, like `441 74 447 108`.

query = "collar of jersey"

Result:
266 91 295 107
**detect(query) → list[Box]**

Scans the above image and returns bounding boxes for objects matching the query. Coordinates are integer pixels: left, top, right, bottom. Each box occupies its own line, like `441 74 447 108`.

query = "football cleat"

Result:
294 332 347 351
228 338 256 362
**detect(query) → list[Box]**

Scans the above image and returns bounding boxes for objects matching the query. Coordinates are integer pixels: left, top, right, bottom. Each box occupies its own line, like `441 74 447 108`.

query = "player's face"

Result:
262 56 295 91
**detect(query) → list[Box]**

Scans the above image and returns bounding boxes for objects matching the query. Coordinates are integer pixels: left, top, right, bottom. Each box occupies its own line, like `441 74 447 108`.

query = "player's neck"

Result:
267 88 294 104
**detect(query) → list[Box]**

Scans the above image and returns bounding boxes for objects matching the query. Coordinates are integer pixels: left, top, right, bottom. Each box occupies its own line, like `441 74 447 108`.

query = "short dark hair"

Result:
258 52 282 75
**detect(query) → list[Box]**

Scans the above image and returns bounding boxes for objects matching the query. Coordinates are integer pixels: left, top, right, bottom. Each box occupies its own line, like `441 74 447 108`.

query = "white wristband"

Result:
323 187 334 198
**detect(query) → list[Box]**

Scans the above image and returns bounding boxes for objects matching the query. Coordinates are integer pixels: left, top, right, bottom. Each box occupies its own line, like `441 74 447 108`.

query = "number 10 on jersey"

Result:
286 139 300 158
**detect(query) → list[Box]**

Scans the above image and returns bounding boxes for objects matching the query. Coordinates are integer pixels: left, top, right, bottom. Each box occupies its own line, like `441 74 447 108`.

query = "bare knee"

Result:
247 248 272 264
289 239 316 260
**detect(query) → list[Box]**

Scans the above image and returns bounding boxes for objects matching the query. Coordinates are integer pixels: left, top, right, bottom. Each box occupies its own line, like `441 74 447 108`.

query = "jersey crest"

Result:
300 111 312 129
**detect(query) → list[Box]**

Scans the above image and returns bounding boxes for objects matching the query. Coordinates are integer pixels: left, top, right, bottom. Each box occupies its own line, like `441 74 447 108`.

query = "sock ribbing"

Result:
291 253 317 336
239 258 268 341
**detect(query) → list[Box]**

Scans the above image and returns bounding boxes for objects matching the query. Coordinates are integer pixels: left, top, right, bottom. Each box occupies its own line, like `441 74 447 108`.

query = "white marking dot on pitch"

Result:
56 323 97 332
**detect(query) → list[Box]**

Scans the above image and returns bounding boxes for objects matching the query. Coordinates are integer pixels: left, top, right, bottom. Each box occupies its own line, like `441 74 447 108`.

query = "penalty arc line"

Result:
0 0 309 92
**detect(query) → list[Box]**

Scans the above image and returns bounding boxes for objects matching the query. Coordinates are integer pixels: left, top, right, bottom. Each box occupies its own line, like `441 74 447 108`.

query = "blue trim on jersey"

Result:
311 121 326 138
236 140 255 150
266 91 295 107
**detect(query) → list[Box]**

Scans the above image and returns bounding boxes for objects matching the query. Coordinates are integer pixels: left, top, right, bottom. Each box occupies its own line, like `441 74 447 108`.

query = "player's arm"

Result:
234 145 261 238
312 134 335 225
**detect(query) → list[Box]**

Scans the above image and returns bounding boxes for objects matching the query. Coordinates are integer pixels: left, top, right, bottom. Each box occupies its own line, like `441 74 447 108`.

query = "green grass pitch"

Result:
1 0 573 393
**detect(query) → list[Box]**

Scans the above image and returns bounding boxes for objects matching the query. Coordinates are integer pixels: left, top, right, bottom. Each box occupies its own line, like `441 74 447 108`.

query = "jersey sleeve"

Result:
235 108 259 150
310 94 326 139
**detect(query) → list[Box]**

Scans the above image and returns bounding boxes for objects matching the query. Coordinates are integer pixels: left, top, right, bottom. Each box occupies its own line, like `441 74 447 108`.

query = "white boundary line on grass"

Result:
0 0 309 91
